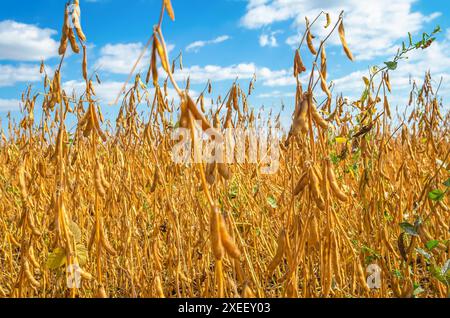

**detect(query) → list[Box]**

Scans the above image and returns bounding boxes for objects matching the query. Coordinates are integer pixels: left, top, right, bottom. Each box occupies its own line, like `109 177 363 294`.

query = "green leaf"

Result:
330 153 340 165
228 183 238 200
393 269 402 279
267 195 278 209
361 245 380 258
46 247 66 270
76 243 88 266
413 286 425 296
415 247 431 260
252 184 260 196
430 265 447 284
425 240 440 251
432 25 441 34
408 32 413 45
443 260 450 276
384 211 393 222
428 189 444 201
384 61 398 70
68 220 82 243
400 222 418 236
443 178 450 188
361 88 369 103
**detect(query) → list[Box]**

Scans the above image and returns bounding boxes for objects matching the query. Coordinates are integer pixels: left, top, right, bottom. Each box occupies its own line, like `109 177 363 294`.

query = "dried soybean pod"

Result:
91 105 107 142
384 95 391 119
83 107 94 138
242 285 256 298
95 163 106 197
320 45 327 80
206 162 216 185
68 27 80 54
151 39 158 86
326 160 347 202
306 30 317 55
294 49 306 76
28 248 40 269
101 228 117 256
97 285 107 298
150 168 159 193
200 94 205 113
155 275 165 298
338 20 354 61
325 13 331 28
267 229 286 276
98 162 110 189
219 214 241 259
218 163 231 180
153 240 163 272
309 215 320 248
154 33 170 73
40 60 45 74
311 102 329 130
24 261 40 288
210 207 224 260
78 268 93 281
72 0 87 42
185 94 215 132
385 72 392 92
356 261 370 292
18 163 29 199
397 232 408 262
293 172 308 196
164 0 175 21
298 98 310 134
401 278 414 298
88 225 96 252
82 45 88 81
310 166 325 210
58 6 69 55
27 211 42 237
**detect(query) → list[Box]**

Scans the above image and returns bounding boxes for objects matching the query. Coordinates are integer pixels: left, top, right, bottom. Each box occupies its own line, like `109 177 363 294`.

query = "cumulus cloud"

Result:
0 98 21 112
0 64 44 87
332 37 450 108
171 62 293 87
241 0 441 60
186 35 231 52
95 42 175 75
257 90 295 98
63 80 189 105
0 20 59 61
259 31 281 47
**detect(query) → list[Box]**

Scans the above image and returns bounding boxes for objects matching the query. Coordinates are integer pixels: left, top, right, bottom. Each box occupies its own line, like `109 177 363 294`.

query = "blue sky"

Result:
1 0 449 128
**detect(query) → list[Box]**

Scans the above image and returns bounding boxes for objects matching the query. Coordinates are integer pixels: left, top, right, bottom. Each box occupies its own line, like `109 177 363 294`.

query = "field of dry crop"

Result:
0 0 449 298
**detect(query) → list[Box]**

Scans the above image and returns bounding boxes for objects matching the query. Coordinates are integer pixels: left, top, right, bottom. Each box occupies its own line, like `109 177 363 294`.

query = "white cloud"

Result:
0 98 21 112
95 42 175 75
0 20 59 61
259 31 280 47
332 38 450 108
186 35 231 52
171 62 293 87
63 80 188 105
241 0 441 60
0 64 44 87
257 90 295 98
